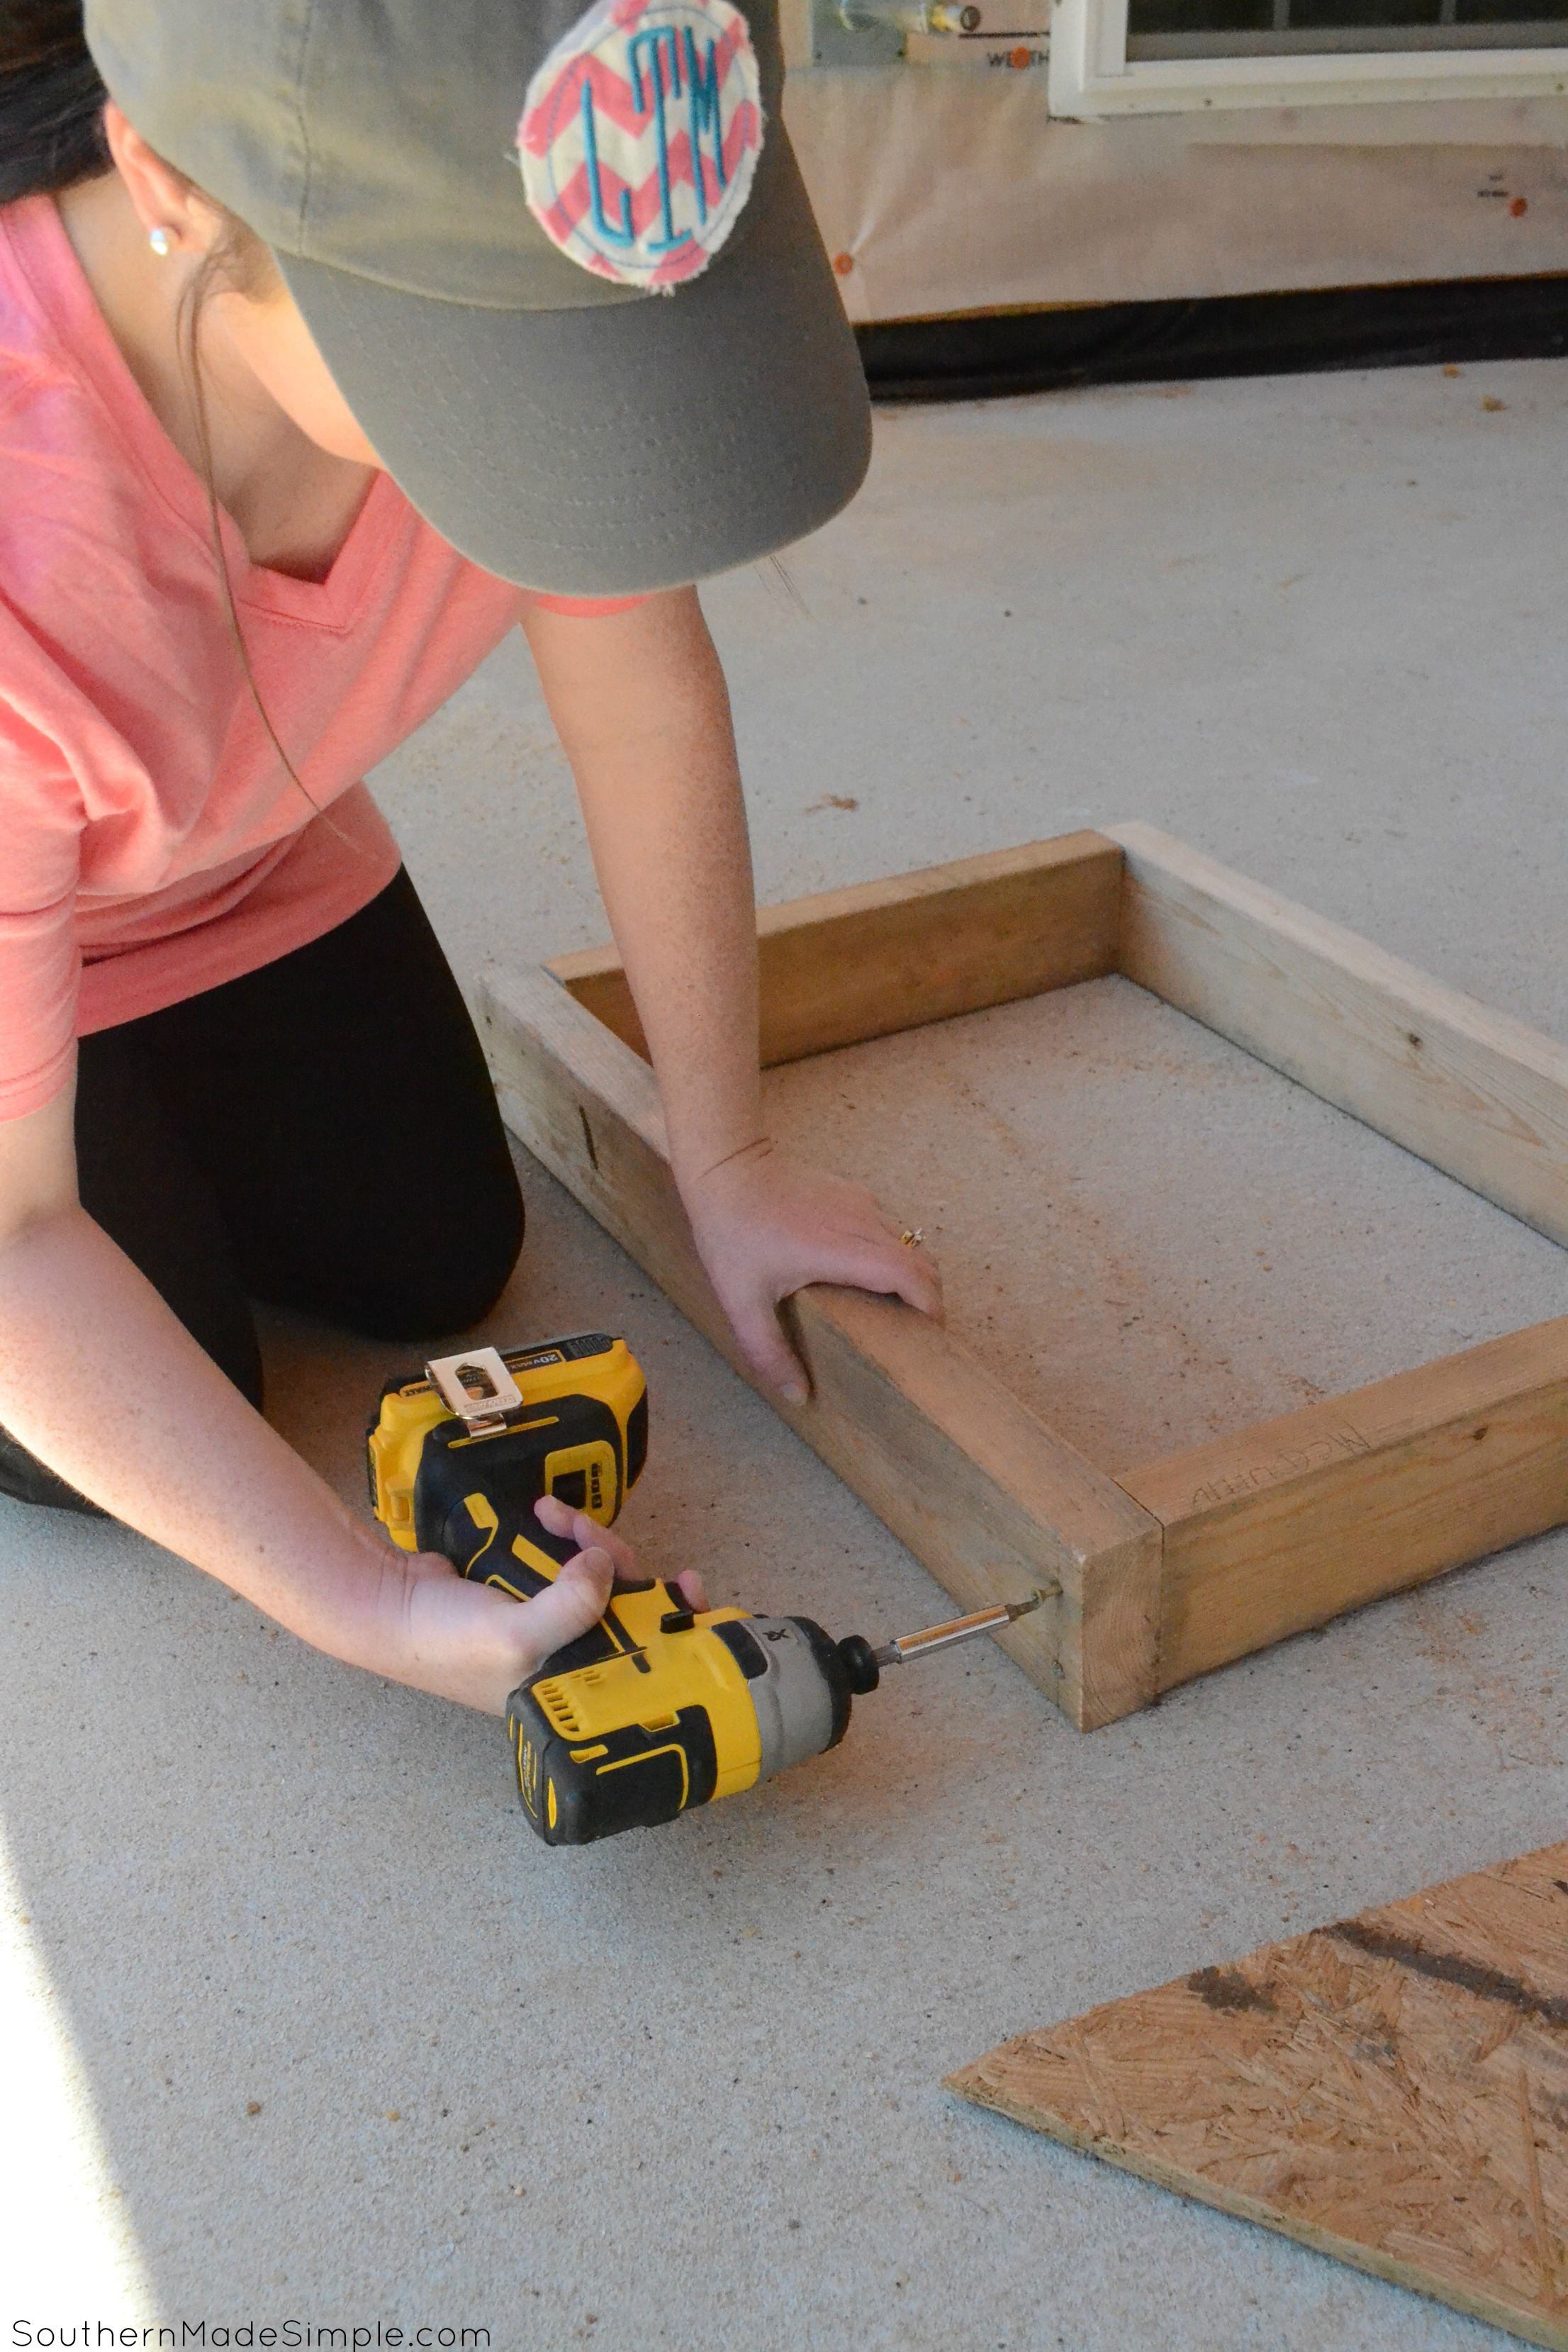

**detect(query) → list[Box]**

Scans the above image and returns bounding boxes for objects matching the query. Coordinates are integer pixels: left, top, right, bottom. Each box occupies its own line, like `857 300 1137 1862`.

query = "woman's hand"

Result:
524 593 941 1400
683 1139 943 1405
532 1494 708 1618
373 1499 708 1718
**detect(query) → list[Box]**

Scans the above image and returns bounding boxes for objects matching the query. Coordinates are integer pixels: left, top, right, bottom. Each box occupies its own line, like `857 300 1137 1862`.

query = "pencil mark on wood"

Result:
1187 1426 1371 1511
1187 1964 1277 2014
1329 1918 1568 2028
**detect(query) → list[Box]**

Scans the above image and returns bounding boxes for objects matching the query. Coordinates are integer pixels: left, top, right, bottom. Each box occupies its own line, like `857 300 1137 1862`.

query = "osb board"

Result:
949 1842 1568 2347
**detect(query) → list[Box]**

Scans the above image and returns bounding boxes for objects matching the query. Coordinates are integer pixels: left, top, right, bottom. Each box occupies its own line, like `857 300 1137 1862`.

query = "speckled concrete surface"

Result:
5 359 1568 2352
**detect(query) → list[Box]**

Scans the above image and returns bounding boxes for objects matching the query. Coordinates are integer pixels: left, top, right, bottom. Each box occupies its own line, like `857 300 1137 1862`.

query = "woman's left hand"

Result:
682 1141 943 1406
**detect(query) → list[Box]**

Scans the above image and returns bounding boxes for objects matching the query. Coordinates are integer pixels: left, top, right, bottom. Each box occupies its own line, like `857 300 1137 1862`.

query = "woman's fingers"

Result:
716 1242 943 1408
533 1490 588 1543
514 1547 615 1674
532 1494 704 1608
533 1492 638 1575
685 1156 948 1411
852 1233 945 1320
671 1564 710 1613
724 1290 811 1406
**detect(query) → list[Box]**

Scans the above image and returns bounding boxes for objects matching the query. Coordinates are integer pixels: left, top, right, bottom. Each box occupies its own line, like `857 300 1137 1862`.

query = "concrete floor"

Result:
5 358 1568 2350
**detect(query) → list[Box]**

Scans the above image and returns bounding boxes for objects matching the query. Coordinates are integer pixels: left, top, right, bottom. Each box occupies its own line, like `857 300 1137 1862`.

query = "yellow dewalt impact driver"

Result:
368 1333 1040 1847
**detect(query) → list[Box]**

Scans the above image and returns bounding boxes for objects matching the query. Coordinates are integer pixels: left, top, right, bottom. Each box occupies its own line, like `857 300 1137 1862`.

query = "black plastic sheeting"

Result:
857 272 1568 401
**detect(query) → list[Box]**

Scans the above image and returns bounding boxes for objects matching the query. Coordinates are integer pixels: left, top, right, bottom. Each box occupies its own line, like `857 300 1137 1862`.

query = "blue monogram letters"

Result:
580 79 634 246
628 26 689 252
684 29 727 223
578 12 734 256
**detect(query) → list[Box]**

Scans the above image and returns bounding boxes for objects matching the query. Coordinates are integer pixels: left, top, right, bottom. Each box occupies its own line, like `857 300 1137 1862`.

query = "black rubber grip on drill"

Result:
412 1404 622 1578
836 1634 881 1696
506 1686 719 1847
412 1412 626 1674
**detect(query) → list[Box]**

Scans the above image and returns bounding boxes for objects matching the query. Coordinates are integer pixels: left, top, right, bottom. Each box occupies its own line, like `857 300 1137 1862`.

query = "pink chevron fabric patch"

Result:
518 0 763 289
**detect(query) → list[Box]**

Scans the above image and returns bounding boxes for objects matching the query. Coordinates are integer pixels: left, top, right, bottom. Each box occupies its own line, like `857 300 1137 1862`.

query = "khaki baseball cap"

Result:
84 0 871 594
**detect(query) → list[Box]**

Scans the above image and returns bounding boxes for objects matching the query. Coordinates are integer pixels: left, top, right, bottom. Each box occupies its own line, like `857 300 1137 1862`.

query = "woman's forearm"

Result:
0 1202 398 1655
521 588 763 1190
0 1203 632 1710
522 589 943 1401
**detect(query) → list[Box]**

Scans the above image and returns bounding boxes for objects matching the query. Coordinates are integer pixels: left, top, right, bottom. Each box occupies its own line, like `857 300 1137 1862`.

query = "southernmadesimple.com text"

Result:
12 2328 490 2350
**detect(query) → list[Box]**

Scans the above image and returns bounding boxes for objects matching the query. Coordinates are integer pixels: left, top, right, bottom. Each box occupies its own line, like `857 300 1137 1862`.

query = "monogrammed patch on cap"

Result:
518 0 763 289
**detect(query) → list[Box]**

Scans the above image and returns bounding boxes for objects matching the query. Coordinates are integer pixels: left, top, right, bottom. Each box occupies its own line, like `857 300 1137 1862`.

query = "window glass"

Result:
1128 0 1568 50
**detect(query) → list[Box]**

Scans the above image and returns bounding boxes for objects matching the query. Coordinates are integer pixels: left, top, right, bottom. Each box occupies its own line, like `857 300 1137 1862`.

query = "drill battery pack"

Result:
366 1331 648 1577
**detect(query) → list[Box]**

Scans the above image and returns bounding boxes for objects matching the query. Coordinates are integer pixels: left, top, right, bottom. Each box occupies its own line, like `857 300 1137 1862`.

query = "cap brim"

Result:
276 130 871 596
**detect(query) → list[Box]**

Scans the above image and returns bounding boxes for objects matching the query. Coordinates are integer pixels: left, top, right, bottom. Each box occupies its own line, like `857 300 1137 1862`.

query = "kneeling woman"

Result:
0 0 940 1713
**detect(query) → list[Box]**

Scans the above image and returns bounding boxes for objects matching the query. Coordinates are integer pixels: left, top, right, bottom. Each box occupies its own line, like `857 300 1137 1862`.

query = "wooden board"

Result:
1110 820 1568 1250
482 824 1568 1727
948 1839 1568 2348
477 959 1163 1730
1118 1316 1568 1690
546 831 1123 1070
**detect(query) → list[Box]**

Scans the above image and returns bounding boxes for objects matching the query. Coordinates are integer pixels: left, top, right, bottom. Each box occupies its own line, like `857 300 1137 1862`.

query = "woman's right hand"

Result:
369 1498 708 1717
381 1534 613 1716
0 1092 700 1715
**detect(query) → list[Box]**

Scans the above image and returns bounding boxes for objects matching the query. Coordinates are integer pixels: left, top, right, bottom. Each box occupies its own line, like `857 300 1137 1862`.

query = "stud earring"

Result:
148 227 173 258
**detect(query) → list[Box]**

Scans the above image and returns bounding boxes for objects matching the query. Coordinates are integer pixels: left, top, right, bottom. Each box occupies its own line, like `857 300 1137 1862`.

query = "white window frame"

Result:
1048 0 1568 117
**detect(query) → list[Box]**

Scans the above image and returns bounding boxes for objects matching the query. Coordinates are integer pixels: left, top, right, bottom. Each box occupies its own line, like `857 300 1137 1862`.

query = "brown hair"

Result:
0 1 111 202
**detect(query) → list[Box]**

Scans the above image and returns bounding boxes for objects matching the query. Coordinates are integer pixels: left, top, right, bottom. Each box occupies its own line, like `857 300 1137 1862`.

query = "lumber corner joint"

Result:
783 1281 1163 1731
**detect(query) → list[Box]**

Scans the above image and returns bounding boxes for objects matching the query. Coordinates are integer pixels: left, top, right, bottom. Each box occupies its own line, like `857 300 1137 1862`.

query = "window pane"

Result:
1127 1 1272 29
1128 0 1568 47
1291 0 1441 23
1457 0 1568 18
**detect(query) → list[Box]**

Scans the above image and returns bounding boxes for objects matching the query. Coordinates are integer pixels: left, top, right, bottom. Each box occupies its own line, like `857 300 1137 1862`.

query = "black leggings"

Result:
0 868 525 1511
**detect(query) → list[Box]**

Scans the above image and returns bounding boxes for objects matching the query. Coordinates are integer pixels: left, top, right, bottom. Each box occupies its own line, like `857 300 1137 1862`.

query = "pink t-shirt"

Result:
0 195 632 1122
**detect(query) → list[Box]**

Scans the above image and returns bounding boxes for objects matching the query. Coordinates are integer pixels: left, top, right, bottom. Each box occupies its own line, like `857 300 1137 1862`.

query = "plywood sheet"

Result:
949 1842 1568 2347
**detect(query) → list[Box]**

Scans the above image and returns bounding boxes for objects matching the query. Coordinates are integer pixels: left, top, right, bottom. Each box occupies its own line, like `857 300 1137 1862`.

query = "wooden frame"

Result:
478 825 1568 1730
